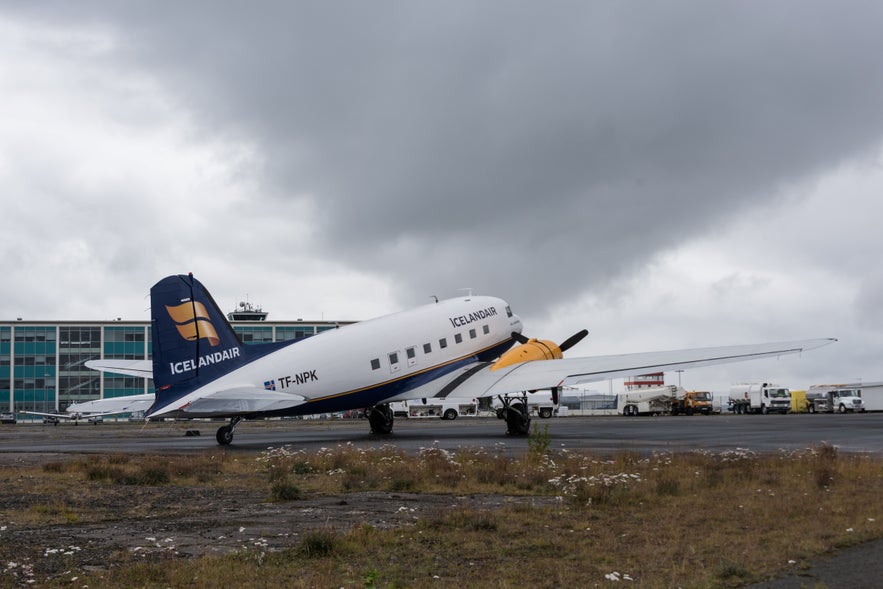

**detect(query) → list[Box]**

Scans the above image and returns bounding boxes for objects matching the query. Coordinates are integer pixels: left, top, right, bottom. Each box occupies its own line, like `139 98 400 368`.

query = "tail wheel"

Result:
216 425 234 446
215 416 242 446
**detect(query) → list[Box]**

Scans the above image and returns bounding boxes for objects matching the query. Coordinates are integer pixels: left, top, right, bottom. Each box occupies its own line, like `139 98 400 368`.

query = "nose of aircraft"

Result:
511 313 523 335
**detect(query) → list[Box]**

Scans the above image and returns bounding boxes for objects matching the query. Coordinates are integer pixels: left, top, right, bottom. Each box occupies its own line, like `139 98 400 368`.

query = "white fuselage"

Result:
153 296 522 417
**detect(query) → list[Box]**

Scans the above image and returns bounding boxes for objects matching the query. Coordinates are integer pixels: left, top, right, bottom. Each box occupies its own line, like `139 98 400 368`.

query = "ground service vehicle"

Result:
729 383 791 414
618 385 682 416
805 385 865 413
671 390 713 415
389 400 476 420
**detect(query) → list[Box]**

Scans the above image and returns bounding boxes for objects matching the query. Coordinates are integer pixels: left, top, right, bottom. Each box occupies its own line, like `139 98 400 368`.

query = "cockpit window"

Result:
505 306 512 318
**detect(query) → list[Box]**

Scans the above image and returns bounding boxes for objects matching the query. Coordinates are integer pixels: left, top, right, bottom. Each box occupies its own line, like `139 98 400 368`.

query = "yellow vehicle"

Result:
671 391 713 415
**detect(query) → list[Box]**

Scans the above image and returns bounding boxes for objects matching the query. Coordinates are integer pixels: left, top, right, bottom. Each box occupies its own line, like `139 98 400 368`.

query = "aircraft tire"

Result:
506 403 530 436
368 404 394 434
216 425 234 446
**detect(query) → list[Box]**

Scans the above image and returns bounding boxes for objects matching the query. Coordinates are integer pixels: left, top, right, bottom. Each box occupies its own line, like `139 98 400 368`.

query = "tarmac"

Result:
748 538 883 588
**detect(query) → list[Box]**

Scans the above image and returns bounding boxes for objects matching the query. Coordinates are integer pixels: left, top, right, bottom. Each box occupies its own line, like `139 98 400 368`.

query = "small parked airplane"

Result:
81 273 835 445
19 410 109 425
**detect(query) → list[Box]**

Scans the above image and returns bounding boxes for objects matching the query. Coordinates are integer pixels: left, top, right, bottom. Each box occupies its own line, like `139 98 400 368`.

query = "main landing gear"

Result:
494 387 561 436
366 403 394 434
495 392 532 436
216 415 243 446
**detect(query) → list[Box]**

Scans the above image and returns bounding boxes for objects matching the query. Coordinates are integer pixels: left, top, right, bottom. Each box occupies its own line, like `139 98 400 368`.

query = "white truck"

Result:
617 385 683 416
729 383 791 414
389 399 476 420
805 385 865 413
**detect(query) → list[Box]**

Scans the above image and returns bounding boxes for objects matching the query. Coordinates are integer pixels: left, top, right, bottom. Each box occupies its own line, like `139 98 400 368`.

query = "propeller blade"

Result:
559 329 589 353
511 331 529 344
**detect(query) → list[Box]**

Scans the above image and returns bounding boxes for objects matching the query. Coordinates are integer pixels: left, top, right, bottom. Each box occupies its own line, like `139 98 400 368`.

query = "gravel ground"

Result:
0 452 558 585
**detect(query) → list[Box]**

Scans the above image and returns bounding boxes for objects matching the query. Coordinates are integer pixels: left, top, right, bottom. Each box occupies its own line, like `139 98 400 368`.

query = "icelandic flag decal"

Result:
264 380 276 391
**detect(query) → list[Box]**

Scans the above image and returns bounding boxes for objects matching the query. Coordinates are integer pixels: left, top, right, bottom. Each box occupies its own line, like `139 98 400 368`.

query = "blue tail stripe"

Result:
148 274 292 415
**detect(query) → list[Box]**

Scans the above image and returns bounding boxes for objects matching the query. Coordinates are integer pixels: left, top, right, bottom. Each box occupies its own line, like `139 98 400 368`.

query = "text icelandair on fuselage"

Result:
449 307 498 328
169 346 241 375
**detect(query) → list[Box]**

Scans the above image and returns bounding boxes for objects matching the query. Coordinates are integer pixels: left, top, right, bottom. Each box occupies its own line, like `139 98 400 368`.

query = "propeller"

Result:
559 329 589 353
511 329 588 352
491 329 589 371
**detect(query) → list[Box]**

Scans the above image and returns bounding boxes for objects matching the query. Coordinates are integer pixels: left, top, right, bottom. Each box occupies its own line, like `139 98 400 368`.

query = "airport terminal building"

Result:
0 305 351 415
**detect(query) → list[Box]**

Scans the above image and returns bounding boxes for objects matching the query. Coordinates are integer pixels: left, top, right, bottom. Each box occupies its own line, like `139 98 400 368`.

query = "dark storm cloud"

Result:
8 1 883 313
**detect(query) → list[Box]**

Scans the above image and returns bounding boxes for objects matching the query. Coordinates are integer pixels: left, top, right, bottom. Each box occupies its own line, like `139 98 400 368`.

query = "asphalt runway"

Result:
1 412 881 457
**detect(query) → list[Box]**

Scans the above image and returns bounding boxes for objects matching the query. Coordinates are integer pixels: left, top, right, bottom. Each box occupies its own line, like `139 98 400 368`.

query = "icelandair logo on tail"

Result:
165 300 241 375
166 302 221 346
169 347 242 375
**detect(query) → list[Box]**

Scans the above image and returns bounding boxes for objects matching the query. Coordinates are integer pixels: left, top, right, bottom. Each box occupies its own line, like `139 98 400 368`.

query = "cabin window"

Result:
406 347 416 359
482 325 490 335
455 333 463 344
370 358 380 370
388 351 401 374
439 338 447 349
423 343 432 354
469 328 476 339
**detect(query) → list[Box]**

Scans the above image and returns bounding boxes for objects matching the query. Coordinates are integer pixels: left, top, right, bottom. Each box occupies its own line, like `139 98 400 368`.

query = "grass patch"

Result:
1 443 880 588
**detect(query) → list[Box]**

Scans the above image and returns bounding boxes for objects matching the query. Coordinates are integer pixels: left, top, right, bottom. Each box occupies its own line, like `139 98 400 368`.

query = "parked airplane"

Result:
82 273 835 445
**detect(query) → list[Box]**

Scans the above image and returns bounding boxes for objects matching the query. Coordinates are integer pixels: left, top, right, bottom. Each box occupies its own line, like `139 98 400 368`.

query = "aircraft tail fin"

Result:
149 273 248 413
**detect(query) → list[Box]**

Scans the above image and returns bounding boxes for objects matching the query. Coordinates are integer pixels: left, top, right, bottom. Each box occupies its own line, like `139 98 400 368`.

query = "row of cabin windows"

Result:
369 324 492 371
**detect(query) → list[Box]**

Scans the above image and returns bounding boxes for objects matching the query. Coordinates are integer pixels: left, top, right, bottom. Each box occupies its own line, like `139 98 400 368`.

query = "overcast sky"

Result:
1 2 881 393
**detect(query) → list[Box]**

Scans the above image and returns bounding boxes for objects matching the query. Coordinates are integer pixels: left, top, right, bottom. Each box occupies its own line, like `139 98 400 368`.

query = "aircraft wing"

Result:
20 393 157 420
19 410 82 420
84 359 153 379
441 338 836 398
66 393 157 416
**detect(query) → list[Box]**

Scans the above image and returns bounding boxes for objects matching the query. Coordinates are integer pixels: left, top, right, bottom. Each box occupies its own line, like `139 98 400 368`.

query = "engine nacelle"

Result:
490 339 563 371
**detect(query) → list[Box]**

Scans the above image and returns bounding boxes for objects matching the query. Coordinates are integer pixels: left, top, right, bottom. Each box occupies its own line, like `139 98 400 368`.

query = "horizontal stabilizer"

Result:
158 387 308 417
85 359 153 379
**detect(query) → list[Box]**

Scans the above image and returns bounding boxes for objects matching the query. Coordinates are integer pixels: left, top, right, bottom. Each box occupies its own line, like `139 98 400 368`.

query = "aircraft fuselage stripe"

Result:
304 337 514 404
